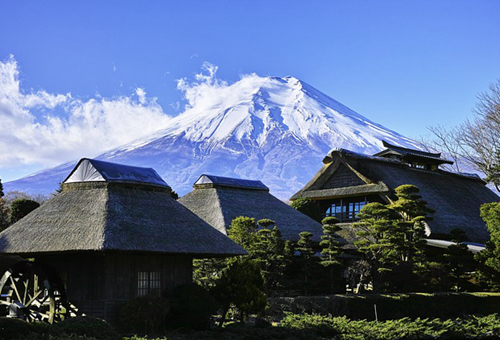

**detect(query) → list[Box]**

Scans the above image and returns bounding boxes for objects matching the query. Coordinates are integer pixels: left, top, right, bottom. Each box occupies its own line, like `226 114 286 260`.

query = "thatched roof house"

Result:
179 174 323 242
0 158 245 256
291 142 499 243
0 159 245 323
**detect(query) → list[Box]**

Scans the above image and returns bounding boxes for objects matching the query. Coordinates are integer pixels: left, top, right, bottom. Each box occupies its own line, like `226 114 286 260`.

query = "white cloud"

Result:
176 62 229 109
0 55 172 171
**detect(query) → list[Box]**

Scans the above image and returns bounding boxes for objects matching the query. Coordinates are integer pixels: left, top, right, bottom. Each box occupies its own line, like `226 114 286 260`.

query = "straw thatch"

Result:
0 162 246 257
179 174 323 242
292 148 499 243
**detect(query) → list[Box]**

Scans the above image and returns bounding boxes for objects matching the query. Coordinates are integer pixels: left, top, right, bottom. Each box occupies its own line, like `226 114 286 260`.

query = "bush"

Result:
269 293 500 321
0 317 37 340
281 313 500 339
120 295 169 335
53 316 119 340
10 199 40 224
168 283 218 330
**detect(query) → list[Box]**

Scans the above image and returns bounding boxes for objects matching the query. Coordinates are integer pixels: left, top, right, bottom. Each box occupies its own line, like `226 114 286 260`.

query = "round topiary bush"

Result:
119 295 169 335
52 316 119 340
167 283 218 331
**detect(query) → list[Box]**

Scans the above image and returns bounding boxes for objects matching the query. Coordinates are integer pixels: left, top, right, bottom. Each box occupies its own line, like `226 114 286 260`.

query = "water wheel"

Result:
0 261 72 323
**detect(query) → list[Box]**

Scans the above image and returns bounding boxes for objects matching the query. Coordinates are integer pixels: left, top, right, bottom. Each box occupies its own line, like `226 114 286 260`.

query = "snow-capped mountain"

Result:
6 75 419 199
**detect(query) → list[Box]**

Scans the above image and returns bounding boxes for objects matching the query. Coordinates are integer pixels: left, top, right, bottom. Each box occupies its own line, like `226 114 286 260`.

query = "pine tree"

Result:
227 216 258 251
212 257 267 325
354 202 397 292
475 202 500 291
193 258 227 289
320 217 342 293
388 185 433 266
354 185 433 292
296 231 316 295
253 221 287 294
442 228 475 291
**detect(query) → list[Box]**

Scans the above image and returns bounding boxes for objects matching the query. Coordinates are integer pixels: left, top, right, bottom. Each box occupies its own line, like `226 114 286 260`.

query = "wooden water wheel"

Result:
0 261 73 323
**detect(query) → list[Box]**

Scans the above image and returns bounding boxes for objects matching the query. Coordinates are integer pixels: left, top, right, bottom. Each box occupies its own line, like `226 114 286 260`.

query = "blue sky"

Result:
1 1 499 182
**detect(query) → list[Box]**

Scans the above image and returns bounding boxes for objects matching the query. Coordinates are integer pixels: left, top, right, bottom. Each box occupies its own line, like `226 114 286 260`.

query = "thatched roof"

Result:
179 174 323 242
292 148 499 243
0 160 245 257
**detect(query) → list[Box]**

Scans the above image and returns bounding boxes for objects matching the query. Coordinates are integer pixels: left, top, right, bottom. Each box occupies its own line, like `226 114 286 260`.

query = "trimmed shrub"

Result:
119 295 169 335
168 283 218 330
281 313 500 339
269 292 500 321
53 316 119 340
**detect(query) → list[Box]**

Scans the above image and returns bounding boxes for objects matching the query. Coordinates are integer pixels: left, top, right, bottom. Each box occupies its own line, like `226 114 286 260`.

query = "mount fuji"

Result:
6 75 420 199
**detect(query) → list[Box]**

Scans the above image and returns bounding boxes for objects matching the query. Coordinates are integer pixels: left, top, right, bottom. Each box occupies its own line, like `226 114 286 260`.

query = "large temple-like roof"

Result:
292 148 499 243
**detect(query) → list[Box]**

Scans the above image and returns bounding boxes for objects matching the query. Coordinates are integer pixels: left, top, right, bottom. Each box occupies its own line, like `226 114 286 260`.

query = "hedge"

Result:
269 293 500 321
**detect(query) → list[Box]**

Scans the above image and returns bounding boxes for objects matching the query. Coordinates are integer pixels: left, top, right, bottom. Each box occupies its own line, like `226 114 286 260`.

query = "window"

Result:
137 271 161 296
325 198 367 222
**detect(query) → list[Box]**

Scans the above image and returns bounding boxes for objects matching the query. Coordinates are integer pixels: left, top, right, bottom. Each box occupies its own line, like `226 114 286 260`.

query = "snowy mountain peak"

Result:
6 74 419 198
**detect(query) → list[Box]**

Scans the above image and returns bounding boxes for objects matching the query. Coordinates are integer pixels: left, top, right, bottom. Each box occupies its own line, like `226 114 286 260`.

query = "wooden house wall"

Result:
36 252 192 325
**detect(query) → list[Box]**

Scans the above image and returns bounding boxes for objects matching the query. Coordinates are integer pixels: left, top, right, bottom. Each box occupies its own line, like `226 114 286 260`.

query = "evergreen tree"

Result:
212 257 267 325
253 220 287 294
193 258 227 289
388 185 433 266
10 199 40 224
320 217 343 293
442 228 475 291
227 216 258 250
296 231 316 295
0 179 9 231
475 202 500 291
354 185 433 292
355 202 397 292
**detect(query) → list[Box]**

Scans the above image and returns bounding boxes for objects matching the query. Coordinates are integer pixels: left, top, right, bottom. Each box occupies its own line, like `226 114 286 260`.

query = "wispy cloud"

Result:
0 55 171 171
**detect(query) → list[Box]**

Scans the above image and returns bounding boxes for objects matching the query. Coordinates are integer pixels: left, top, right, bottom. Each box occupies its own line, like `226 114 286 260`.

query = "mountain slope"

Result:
6 75 419 199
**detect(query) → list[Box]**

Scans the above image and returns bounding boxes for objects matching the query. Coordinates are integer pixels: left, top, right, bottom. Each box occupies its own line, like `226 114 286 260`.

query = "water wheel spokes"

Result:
0 261 71 323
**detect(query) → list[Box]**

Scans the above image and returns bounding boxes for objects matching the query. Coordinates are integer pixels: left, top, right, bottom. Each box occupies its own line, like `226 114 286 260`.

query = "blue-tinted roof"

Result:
63 158 170 188
194 174 269 191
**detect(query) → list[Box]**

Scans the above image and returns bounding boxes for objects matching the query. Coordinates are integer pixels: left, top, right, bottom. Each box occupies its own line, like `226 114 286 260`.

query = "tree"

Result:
0 179 9 231
10 199 40 224
253 220 288 294
296 231 316 295
227 216 258 250
212 257 267 325
442 228 476 291
193 257 227 289
319 217 343 293
354 185 433 292
475 202 500 291
169 190 179 200
202 216 269 325
291 198 322 222
425 79 500 192
388 185 433 266
355 202 397 292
